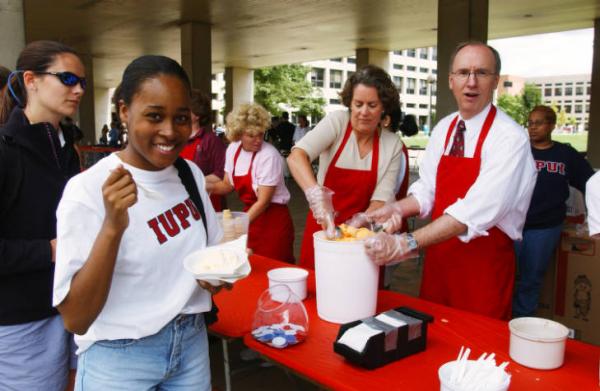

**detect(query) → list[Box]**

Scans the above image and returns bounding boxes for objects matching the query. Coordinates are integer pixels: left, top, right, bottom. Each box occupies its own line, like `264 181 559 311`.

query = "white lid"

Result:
508 317 569 342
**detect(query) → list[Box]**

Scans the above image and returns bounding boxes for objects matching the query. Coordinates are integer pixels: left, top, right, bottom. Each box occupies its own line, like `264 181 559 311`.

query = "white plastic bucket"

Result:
508 317 569 370
313 231 379 323
268 267 309 301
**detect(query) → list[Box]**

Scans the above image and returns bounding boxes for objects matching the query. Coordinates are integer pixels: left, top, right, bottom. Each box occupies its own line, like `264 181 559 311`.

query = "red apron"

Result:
180 134 224 211
232 145 295 263
420 106 515 320
299 121 379 269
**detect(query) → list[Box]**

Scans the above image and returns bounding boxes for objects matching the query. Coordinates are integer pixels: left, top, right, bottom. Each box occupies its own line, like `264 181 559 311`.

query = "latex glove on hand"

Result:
366 202 404 233
304 185 334 225
364 232 416 266
345 212 370 229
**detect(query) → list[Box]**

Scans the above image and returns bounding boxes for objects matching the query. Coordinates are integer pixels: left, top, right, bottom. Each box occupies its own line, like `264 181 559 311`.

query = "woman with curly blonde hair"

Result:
207 103 294 262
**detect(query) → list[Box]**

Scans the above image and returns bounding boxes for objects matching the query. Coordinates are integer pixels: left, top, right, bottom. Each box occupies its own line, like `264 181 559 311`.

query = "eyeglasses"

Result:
36 71 87 89
527 120 552 127
450 70 497 81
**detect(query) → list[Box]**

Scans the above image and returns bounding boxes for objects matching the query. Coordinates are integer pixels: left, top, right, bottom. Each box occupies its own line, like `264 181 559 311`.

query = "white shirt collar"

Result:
459 103 492 133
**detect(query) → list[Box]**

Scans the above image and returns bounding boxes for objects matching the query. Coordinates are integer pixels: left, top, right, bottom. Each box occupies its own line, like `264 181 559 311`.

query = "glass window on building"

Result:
432 69 437 74
565 105 572 113
586 105 590 113
393 63 403 70
407 65 416 72
211 93 218 100
575 104 582 113
544 87 552 96
211 74 216 80
432 47 437 61
587 85 591 95
406 48 416 57
504 81 513 88
406 78 416 94
347 56 356 64
576 86 584 95
330 69 343 89
554 87 562 96
565 86 573 95
330 57 342 62
407 103 416 108
419 79 428 95
420 67 428 73
393 50 403 55
330 98 341 105
393 76 403 91
419 48 428 59
419 104 428 109
311 68 324 87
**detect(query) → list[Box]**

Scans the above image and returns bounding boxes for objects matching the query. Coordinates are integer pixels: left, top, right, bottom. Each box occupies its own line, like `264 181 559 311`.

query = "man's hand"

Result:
364 232 415 266
366 202 404 233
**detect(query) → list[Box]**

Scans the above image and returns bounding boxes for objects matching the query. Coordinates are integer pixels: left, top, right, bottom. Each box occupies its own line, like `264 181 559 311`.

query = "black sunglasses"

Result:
36 71 87 90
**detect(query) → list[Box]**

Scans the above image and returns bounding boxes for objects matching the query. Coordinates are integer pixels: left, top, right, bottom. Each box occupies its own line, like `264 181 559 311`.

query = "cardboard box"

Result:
553 229 600 346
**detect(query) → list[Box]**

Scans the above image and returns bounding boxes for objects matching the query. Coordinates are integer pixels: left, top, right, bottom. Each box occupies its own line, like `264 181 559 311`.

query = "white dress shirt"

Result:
408 104 537 242
586 171 600 236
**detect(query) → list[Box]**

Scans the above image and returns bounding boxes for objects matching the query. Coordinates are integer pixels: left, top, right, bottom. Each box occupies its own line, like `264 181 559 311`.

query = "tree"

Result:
254 64 325 119
496 83 542 125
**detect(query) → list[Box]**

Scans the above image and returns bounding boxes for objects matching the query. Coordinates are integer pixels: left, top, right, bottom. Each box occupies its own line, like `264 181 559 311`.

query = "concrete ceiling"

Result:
23 0 600 88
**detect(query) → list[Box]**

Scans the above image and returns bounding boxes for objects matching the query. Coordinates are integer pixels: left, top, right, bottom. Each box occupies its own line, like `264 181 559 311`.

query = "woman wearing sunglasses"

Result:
0 40 85 391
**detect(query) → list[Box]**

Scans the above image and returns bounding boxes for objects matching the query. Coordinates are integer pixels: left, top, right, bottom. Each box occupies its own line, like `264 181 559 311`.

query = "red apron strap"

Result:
443 116 460 151
328 121 353 169
473 105 497 158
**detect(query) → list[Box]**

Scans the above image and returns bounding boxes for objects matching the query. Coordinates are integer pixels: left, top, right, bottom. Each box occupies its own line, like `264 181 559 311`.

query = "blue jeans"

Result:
513 224 563 317
76 314 210 391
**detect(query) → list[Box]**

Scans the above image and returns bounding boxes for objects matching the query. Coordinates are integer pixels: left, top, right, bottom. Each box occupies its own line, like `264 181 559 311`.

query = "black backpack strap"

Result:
173 157 218 325
174 157 207 239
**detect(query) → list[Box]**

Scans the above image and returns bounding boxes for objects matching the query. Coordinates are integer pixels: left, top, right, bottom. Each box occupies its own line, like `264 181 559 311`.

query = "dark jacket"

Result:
0 108 80 325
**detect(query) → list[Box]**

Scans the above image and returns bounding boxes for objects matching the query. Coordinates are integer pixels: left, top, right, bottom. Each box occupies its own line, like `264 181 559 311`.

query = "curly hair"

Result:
339 64 401 131
530 105 556 125
225 103 271 142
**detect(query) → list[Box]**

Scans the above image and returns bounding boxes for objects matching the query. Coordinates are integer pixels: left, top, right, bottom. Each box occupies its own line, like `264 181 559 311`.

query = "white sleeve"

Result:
53 188 104 307
586 172 600 236
444 128 537 242
188 161 223 246
407 120 447 217
254 148 284 187
224 142 237 184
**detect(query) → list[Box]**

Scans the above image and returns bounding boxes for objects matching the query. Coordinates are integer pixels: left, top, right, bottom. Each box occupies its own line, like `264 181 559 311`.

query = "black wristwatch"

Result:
405 233 419 252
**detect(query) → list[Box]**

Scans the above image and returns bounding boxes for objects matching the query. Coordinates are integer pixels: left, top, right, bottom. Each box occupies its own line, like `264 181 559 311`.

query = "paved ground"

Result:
209 164 426 390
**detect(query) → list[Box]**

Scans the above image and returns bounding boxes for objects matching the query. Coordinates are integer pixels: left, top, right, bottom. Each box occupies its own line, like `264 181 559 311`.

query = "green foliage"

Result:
254 65 325 119
496 83 542 125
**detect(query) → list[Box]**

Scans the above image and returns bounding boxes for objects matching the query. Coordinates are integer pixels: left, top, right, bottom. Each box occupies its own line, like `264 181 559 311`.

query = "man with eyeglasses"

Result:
514 105 594 317
357 41 537 320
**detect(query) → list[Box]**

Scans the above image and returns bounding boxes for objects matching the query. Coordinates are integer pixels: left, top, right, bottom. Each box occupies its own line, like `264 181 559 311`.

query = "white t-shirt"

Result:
53 153 222 353
293 110 403 202
224 140 290 204
586 171 600 236
408 104 537 242
292 126 309 144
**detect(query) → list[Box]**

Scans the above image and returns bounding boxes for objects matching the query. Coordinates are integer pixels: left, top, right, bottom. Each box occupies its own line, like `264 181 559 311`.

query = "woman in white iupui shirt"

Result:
206 103 295 263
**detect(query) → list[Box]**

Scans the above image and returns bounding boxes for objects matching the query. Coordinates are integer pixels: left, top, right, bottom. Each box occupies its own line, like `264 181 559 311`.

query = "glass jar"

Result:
251 284 309 349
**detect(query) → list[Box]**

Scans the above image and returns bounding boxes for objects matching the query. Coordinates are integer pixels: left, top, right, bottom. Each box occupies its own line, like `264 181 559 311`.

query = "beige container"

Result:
313 231 379 324
508 317 569 370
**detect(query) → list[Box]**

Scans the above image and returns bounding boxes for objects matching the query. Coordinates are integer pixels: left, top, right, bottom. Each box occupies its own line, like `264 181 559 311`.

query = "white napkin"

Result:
337 323 382 353
375 313 407 328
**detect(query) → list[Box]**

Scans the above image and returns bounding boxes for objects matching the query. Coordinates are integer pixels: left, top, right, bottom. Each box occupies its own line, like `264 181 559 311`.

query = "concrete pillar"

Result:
587 18 600 168
356 48 390 72
78 53 96 144
94 87 110 143
0 0 26 68
436 0 489 119
224 67 254 116
181 22 212 95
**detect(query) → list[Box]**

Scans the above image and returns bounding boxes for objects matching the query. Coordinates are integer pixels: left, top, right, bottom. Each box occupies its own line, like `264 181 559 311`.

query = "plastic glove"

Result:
304 185 334 225
345 212 370 228
366 202 404 233
364 232 415 266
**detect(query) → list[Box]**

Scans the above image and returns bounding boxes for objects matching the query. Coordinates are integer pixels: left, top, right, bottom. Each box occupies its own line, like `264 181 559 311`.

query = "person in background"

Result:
287 64 403 269
274 111 295 154
108 120 121 147
206 103 295 263
360 41 537 320
512 105 594 317
292 114 310 145
99 124 109 145
586 172 600 239
54 55 225 390
180 89 227 211
0 40 85 391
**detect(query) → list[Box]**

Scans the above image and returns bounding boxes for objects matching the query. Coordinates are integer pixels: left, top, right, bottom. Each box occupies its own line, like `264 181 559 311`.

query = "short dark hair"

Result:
449 41 501 75
339 64 401 131
190 89 212 127
281 111 289 120
119 55 191 107
530 105 556 125
0 40 78 124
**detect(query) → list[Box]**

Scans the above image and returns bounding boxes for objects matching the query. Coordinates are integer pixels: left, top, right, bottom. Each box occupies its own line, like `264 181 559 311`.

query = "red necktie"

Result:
449 120 466 157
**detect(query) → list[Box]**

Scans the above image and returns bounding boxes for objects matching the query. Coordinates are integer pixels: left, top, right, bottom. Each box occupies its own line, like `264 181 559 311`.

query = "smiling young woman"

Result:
0 40 84 391
53 55 225 390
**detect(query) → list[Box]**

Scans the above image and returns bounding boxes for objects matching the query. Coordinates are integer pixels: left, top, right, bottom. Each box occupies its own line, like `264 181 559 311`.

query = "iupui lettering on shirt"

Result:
147 198 202 244
535 160 566 175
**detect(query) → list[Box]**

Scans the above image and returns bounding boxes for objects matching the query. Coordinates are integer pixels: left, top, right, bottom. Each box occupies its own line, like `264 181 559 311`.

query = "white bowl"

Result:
508 317 569 370
183 246 250 286
267 267 309 300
